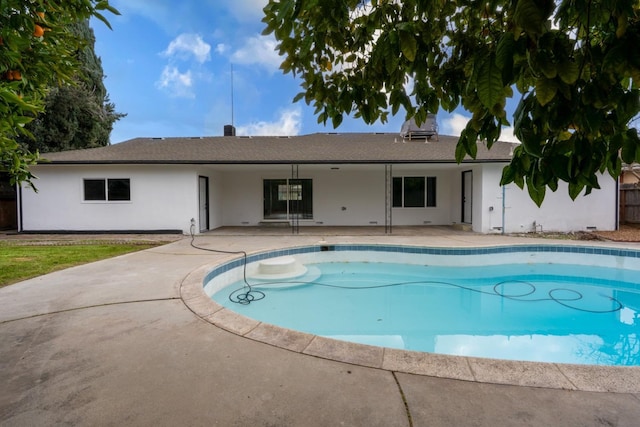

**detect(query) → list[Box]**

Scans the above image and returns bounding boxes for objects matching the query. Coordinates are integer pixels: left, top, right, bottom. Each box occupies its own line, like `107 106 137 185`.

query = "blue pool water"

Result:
208 248 640 366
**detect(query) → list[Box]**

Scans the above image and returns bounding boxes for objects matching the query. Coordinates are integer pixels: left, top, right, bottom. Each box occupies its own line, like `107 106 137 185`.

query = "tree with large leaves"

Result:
263 0 640 205
0 0 119 187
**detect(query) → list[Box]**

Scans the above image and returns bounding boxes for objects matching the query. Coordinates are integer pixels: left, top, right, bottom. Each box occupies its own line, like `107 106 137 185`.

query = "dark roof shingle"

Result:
39 133 516 164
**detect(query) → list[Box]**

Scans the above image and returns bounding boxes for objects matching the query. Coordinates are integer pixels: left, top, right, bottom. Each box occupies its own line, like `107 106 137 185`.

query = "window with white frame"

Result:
392 176 436 208
83 178 130 201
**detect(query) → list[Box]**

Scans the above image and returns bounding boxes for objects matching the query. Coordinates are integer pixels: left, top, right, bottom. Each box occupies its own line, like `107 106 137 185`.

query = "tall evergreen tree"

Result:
19 20 124 153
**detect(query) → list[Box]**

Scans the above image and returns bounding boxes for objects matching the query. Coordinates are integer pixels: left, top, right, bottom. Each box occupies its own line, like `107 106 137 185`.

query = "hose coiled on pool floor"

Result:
189 224 264 304
246 278 624 314
190 226 623 312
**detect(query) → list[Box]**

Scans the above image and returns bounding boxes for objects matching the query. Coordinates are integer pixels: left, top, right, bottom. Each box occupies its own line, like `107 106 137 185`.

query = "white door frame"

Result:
462 170 473 224
198 176 209 232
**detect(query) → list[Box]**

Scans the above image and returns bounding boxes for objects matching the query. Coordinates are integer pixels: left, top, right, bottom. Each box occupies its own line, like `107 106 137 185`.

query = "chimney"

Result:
224 124 236 136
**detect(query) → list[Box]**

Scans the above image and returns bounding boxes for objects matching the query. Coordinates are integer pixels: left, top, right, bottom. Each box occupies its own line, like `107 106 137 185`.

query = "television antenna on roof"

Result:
223 64 237 137
231 63 234 128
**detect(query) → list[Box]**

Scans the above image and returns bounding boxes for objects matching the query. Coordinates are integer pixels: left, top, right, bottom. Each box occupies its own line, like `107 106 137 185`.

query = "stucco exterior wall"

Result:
217 166 457 227
219 169 265 225
479 164 617 233
208 171 224 230
391 167 454 226
19 162 618 234
312 168 385 226
20 165 199 233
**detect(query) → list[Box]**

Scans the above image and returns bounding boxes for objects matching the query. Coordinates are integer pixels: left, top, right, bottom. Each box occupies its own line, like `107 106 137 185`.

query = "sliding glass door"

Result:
263 179 313 220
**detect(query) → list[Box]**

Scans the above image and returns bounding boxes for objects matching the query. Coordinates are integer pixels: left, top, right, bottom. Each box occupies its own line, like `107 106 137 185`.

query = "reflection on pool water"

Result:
204 245 640 366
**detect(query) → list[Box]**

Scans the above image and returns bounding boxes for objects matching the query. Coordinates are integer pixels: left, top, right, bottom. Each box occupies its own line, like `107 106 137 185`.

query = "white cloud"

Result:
236 108 302 136
157 34 212 99
156 65 194 98
404 75 415 96
216 43 228 55
440 112 520 143
231 35 282 73
162 33 211 64
440 113 470 136
499 126 520 143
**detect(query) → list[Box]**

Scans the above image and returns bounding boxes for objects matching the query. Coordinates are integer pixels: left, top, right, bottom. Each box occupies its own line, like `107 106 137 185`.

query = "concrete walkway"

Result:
1 229 640 426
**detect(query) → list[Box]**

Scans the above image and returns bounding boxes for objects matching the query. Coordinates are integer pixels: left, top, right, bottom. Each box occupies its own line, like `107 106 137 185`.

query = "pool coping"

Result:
180 243 640 394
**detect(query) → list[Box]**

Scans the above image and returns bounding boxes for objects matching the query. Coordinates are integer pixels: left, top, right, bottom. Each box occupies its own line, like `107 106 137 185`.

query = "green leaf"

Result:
607 155 622 179
456 128 477 162
495 33 516 70
616 13 629 38
630 129 640 164
557 60 579 84
549 155 570 181
95 1 121 16
477 56 504 109
568 181 585 200
398 29 417 62
521 134 543 157
92 12 113 30
537 53 557 79
455 141 467 163
514 172 525 189
500 164 517 185
535 77 557 106
331 113 343 128
526 175 546 207
385 50 400 75
461 128 478 159
513 0 547 35
621 131 636 163
513 95 529 131
602 43 627 75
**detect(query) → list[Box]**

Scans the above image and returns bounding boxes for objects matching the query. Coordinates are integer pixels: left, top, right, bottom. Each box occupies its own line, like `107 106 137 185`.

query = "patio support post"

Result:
501 184 506 235
385 164 392 234
291 164 299 234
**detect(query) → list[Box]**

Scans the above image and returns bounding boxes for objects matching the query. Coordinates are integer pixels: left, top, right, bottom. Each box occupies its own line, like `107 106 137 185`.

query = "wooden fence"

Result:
620 185 640 223
0 174 17 230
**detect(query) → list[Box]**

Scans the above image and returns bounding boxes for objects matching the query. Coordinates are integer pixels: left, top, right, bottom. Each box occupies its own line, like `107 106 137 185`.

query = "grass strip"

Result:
0 242 158 287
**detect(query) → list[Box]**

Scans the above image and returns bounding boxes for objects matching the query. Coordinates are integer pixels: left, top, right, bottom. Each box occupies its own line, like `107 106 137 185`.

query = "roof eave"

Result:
38 159 513 166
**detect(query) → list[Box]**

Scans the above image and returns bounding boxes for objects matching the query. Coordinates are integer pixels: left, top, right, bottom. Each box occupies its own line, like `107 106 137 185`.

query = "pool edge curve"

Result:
180 244 640 394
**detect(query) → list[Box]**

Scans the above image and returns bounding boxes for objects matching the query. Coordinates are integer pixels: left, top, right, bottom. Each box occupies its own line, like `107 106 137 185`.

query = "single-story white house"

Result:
17 131 618 234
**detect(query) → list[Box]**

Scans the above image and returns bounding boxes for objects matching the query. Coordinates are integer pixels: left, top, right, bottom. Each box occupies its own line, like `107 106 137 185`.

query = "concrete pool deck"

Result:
1 227 640 426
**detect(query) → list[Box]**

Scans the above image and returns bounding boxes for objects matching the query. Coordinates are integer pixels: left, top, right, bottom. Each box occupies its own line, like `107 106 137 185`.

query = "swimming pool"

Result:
204 244 640 367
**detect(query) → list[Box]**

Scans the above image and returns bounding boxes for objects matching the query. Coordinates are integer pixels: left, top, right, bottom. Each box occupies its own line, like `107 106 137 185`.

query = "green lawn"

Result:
0 242 159 287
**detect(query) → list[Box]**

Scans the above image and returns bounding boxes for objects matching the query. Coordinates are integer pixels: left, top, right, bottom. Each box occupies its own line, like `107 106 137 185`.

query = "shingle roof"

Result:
39 133 516 164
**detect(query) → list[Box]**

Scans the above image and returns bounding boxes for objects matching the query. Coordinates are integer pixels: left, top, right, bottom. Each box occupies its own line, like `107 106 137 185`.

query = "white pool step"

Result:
250 256 308 280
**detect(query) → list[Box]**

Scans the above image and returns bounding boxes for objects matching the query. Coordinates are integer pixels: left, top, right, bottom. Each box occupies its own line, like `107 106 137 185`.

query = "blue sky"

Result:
92 0 519 144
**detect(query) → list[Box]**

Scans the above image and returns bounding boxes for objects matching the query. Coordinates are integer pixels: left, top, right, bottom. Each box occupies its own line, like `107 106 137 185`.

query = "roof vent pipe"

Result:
224 125 236 136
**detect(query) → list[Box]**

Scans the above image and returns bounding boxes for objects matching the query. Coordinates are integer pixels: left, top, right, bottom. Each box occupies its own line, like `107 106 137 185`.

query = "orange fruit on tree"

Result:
37 11 45 19
34 24 44 37
12 70 22 80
